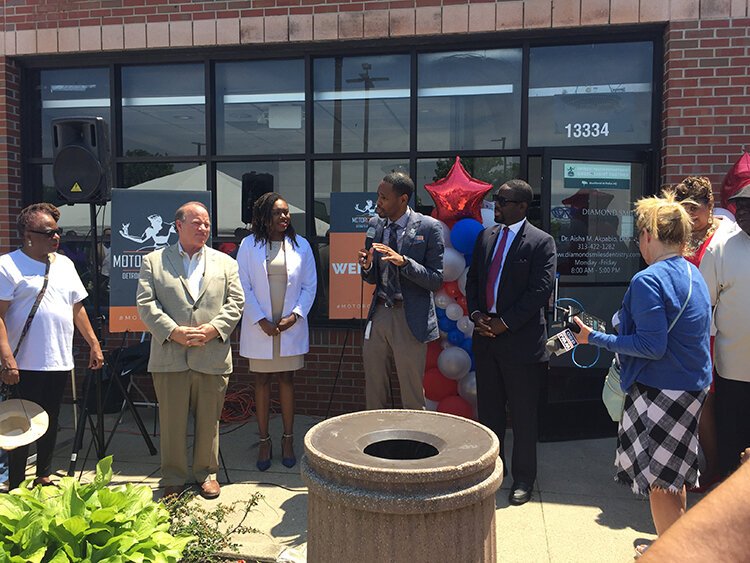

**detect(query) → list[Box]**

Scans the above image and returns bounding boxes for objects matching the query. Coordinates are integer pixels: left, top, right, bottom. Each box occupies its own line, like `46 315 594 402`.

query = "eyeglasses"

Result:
27 227 63 238
493 196 524 207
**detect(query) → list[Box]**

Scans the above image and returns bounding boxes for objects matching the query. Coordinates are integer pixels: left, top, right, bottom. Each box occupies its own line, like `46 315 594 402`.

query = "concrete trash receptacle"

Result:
301 409 503 563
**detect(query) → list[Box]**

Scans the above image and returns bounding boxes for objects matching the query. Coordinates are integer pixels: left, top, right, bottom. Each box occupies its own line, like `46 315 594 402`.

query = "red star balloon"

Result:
721 151 750 214
425 157 493 222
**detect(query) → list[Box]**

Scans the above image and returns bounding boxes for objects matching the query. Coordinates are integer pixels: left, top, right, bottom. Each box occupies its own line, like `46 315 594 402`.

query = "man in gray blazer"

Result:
358 172 444 409
137 201 244 499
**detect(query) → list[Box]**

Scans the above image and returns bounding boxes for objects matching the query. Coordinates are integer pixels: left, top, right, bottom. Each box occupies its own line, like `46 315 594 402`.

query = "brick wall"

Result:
2 1 749 55
0 57 22 254
662 18 750 192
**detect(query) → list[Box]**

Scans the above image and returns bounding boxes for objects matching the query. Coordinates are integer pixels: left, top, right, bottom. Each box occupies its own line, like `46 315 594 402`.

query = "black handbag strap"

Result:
12 254 52 358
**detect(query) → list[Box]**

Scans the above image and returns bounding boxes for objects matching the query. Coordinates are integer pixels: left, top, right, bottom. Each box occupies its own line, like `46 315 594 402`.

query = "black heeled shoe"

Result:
281 433 296 468
256 435 272 472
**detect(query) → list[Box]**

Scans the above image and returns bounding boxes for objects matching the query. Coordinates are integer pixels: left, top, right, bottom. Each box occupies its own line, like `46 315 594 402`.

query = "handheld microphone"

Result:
364 216 378 251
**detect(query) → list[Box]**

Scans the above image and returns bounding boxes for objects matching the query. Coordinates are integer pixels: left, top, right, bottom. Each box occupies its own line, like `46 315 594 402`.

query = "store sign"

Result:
328 192 378 319
563 162 631 190
109 188 212 332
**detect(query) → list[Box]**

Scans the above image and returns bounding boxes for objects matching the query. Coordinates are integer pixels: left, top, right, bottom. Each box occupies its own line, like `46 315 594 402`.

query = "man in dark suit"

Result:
466 179 556 506
358 172 444 410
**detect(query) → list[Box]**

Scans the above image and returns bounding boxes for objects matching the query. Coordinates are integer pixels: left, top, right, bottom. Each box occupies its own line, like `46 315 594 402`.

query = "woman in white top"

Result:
237 193 317 471
0 203 103 489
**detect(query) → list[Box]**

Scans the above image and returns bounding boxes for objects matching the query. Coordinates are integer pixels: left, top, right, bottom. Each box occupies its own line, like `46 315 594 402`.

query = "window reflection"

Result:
418 50 522 151
314 55 410 154
216 60 305 155
40 68 110 158
216 162 305 238
122 64 205 156
529 42 653 147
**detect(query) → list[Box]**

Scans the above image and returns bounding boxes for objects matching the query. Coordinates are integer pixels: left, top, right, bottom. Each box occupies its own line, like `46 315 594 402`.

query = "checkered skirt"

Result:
615 382 707 496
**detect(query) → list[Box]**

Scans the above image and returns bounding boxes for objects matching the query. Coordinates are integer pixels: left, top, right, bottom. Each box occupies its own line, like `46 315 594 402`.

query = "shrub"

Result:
164 490 262 563
0 457 194 562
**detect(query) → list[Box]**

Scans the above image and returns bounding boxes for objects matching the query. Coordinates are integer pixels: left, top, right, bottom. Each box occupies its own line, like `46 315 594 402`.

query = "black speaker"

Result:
241 172 274 224
52 117 111 204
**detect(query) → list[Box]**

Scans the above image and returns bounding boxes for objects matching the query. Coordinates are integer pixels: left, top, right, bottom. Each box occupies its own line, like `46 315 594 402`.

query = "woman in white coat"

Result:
237 193 317 471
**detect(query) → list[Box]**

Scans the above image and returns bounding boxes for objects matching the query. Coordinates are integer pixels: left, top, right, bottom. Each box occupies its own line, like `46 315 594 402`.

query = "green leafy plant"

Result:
164 490 262 563
0 456 194 563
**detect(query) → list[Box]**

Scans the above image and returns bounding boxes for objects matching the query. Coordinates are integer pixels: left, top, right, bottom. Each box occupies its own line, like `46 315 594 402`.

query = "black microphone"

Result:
364 216 378 251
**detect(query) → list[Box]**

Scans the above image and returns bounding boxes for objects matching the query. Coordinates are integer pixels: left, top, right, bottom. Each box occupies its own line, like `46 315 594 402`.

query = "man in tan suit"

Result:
137 201 244 499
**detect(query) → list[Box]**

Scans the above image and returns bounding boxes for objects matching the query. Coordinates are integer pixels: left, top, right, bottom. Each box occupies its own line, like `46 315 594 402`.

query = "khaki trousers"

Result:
363 304 427 410
152 369 229 486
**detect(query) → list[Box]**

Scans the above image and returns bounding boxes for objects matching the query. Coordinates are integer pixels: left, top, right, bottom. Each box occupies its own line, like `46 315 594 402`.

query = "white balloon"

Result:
458 371 478 406
437 221 453 248
443 248 465 282
437 347 472 380
481 207 497 228
457 267 469 296
434 290 454 309
446 303 464 321
424 398 439 411
457 315 475 337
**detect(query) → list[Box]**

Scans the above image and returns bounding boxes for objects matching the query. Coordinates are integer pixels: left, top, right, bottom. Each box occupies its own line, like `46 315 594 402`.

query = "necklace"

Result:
685 218 717 257
653 251 680 263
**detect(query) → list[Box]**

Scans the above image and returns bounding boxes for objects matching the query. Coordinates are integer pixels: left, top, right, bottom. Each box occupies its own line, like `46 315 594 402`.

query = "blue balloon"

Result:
464 253 473 267
450 219 485 255
448 329 464 345
471 356 476 371
436 307 447 319
460 338 473 354
438 316 457 332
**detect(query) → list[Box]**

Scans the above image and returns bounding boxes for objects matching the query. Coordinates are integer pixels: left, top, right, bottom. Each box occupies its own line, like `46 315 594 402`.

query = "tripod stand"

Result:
67 203 157 477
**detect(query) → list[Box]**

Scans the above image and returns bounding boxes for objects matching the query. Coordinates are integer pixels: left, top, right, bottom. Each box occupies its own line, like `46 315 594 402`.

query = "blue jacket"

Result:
589 256 712 392
362 210 444 343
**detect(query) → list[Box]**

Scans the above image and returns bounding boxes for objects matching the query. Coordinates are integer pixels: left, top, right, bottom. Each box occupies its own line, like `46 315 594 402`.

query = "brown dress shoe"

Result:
162 485 185 499
199 479 220 499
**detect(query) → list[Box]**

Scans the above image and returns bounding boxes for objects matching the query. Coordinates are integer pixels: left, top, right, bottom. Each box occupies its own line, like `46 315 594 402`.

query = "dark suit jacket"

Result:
361 209 444 343
466 220 556 362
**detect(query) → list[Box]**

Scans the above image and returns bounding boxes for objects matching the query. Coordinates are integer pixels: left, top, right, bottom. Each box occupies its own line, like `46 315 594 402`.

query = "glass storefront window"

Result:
417 49 522 151
121 64 205 157
216 60 305 155
314 55 410 154
216 162 306 238
39 68 110 158
529 42 653 147
415 156 522 216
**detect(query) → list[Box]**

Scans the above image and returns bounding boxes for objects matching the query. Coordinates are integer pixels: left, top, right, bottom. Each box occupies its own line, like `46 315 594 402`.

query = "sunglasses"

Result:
28 227 63 238
493 196 524 206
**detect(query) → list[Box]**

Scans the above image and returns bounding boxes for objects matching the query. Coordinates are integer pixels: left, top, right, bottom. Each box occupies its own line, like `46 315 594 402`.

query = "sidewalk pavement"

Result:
38 404 710 562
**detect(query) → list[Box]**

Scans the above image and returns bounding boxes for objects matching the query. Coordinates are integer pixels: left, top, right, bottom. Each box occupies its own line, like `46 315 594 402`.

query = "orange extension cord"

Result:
220 383 281 424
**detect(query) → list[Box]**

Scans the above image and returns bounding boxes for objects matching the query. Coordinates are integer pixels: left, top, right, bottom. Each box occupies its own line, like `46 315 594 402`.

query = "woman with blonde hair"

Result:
575 195 712 558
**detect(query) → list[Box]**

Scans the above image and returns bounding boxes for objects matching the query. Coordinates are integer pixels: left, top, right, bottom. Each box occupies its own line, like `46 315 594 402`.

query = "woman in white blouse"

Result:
237 193 317 471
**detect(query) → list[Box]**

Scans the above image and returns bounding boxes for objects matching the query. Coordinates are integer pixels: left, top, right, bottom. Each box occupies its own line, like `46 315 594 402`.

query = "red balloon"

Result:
456 295 467 310
425 341 441 369
443 280 461 298
424 156 494 223
423 368 458 402
721 151 750 214
437 395 475 420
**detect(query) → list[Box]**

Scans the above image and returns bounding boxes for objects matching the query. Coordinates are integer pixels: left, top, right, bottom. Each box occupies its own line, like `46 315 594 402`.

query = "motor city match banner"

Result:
109 188 212 332
328 192 378 319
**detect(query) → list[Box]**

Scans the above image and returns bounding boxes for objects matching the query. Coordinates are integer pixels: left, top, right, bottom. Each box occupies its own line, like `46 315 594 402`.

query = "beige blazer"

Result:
136 244 244 375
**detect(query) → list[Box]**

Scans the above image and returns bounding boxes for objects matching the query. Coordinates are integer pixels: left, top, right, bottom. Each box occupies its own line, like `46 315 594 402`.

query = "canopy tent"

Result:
56 164 326 238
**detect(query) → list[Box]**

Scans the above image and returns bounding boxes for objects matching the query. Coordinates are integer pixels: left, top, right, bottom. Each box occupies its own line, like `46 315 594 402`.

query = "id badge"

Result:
364 320 372 340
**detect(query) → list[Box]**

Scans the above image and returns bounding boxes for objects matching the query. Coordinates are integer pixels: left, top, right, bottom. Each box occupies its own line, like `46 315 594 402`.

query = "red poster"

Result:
328 232 373 319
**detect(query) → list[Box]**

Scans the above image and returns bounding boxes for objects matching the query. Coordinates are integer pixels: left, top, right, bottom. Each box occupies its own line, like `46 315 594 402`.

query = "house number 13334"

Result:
564 122 609 138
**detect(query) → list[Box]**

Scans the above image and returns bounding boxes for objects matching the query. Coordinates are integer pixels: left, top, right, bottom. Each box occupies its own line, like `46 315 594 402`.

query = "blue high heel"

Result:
256 435 272 472
281 433 297 468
